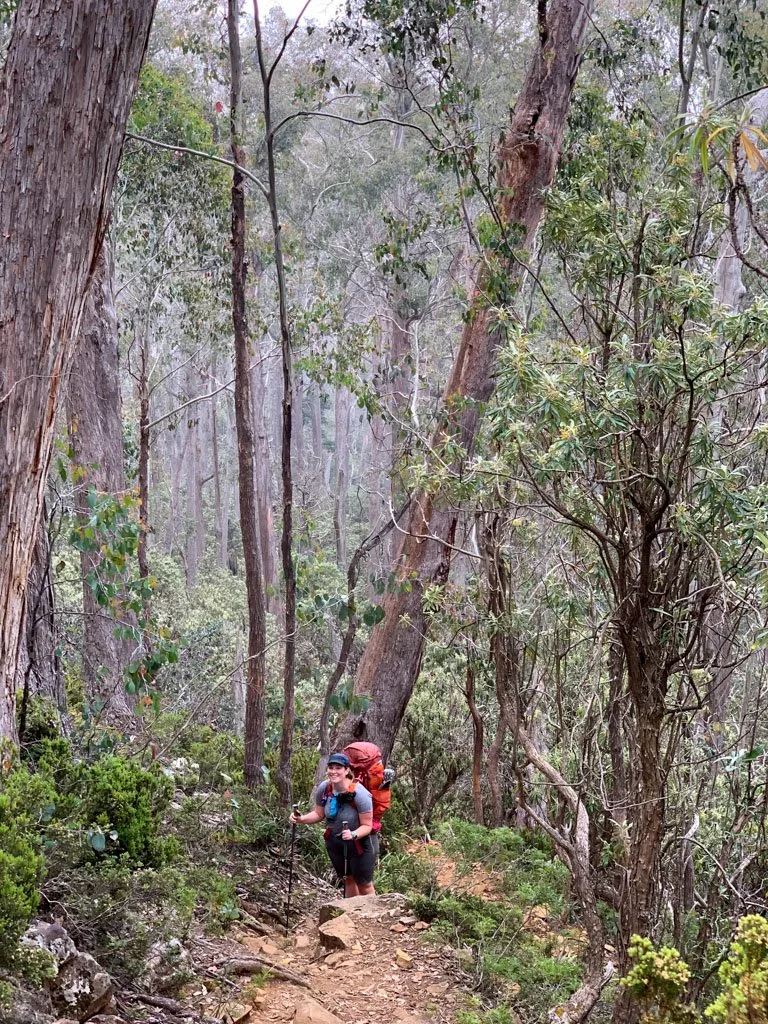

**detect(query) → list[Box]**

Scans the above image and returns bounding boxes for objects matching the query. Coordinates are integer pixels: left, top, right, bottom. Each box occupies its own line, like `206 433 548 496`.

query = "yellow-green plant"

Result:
706 915 768 1024
622 935 700 1024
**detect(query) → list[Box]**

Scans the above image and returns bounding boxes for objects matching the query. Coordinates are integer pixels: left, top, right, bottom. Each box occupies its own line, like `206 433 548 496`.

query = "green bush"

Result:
44 859 195 983
0 794 42 971
706 915 768 1024
483 938 583 1017
150 714 244 790
82 756 175 865
377 851 438 896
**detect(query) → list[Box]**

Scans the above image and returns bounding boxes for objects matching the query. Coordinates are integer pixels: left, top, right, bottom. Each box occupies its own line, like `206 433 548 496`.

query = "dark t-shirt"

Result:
312 781 373 838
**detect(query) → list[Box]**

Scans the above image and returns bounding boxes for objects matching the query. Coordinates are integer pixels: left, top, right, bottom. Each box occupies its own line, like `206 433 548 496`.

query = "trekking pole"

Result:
286 804 299 930
341 820 349 894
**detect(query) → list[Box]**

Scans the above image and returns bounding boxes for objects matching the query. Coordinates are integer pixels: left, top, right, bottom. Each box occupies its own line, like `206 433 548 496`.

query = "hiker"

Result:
290 751 376 897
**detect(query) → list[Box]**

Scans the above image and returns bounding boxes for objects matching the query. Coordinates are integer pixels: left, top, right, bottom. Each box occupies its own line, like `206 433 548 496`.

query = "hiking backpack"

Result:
343 741 392 831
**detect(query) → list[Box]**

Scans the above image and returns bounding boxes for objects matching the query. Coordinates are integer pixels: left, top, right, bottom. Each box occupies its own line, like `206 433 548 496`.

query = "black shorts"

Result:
325 833 376 884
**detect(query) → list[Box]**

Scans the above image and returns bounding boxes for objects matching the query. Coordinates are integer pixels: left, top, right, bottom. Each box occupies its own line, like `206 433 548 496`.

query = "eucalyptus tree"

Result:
336 0 597 761
0 0 157 743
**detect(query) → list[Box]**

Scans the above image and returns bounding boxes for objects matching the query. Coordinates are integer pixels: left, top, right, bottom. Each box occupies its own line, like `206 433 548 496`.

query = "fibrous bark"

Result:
0 0 157 742
337 0 595 761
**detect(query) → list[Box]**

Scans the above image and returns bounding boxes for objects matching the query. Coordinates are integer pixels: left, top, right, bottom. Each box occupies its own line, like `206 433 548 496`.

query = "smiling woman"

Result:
290 752 377 897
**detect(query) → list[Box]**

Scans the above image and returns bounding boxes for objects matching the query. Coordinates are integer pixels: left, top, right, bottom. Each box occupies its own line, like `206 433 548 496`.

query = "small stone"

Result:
324 951 346 967
413 921 430 931
399 916 417 926
294 934 311 950
390 923 408 933
395 949 413 970
221 1002 251 1023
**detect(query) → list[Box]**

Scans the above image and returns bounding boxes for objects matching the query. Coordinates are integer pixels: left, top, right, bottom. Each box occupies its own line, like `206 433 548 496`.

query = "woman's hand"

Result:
290 810 302 824
340 827 355 841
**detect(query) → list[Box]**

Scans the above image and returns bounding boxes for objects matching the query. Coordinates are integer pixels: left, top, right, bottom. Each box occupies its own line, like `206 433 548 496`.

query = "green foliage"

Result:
376 851 438 895
151 714 244 789
226 792 281 848
0 791 42 971
434 820 568 912
82 757 175 865
44 860 196 983
706 915 768 1023
622 935 698 1024
184 867 240 932
483 938 583 1017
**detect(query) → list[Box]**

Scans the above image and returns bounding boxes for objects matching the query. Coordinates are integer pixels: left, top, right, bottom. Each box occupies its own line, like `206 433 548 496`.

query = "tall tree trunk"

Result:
228 0 267 789
250 327 279 611
252 0 297 807
333 387 351 567
606 636 627 828
336 0 595 761
137 320 151 580
486 715 507 827
66 244 136 718
611 641 667 1024
0 0 156 742
211 359 228 569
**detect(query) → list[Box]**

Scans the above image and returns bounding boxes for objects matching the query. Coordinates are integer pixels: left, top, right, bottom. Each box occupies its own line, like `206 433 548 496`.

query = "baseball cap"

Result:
327 752 351 768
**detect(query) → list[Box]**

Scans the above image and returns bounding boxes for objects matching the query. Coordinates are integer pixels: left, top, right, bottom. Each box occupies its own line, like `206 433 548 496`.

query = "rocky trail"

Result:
177 893 473 1024
14 865 480 1024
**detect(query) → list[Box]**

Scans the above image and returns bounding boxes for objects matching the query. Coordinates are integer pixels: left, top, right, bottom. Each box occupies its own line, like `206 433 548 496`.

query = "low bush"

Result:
82 756 176 865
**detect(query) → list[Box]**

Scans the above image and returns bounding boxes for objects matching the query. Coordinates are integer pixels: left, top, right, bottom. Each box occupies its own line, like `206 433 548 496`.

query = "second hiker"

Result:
290 751 376 897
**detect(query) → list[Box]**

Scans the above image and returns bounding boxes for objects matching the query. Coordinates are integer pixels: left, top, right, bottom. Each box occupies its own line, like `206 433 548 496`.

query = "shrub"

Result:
622 935 700 1024
0 794 42 971
82 756 175 865
706 915 768 1024
45 860 196 983
377 852 438 896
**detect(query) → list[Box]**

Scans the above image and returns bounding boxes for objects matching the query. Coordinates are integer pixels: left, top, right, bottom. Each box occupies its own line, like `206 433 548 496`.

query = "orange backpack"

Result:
343 742 392 830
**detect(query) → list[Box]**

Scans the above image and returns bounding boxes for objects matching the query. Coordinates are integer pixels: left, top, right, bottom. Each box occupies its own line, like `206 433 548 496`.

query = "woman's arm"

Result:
344 810 373 840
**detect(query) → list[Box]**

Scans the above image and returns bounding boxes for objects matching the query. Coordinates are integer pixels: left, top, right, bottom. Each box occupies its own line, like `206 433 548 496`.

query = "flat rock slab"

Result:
293 997 345 1024
318 895 406 925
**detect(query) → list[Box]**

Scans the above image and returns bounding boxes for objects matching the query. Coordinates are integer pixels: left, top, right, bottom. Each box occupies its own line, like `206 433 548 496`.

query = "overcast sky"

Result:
274 0 342 23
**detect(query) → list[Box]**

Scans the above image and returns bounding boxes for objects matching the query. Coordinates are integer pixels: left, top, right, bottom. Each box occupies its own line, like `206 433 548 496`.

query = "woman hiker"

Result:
290 751 376 897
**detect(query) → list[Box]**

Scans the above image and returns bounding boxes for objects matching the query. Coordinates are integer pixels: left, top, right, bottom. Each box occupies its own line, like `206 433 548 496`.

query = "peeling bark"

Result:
0 0 157 741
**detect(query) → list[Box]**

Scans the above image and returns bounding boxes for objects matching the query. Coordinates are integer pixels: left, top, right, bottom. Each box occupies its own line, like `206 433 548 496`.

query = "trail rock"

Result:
49 951 114 1021
395 950 413 970
2 985 55 1024
294 933 311 950
318 894 406 925
293 997 345 1024
318 914 357 950
23 921 77 962
220 1001 251 1023
140 937 192 994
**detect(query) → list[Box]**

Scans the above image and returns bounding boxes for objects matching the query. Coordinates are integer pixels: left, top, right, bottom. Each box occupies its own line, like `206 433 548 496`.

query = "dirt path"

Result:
194 895 472 1024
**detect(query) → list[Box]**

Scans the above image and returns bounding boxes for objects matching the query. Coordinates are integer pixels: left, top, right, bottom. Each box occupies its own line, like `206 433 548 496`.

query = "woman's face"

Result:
327 764 346 783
